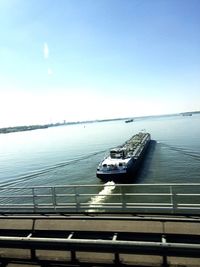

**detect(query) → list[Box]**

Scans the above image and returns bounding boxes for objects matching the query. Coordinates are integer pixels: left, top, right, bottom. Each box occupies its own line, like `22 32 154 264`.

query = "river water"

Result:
0 114 200 189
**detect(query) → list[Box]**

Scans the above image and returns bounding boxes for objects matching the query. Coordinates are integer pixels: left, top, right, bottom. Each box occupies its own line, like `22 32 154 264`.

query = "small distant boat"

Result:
96 132 151 181
125 119 134 123
182 113 192 116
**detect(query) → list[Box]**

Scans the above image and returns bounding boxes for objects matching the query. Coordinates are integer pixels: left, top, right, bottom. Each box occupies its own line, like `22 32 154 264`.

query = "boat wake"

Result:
87 181 116 212
0 149 108 187
160 143 200 161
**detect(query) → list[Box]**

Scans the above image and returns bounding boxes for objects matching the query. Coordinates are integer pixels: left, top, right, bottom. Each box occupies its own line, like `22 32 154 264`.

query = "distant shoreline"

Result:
1 111 199 135
0 124 49 134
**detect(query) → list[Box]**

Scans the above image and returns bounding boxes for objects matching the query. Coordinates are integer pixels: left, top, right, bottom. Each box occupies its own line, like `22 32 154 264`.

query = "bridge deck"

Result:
0 213 200 266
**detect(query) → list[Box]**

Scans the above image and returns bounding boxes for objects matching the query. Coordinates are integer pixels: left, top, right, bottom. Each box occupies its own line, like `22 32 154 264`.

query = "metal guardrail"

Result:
0 226 200 266
0 232 200 265
0 183 200 214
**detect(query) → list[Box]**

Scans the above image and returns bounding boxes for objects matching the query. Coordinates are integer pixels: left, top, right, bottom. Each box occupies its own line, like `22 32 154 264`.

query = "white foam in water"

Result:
88 181 116 212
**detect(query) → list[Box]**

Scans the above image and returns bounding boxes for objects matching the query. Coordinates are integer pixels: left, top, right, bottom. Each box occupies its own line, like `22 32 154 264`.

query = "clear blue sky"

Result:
0 0 199 126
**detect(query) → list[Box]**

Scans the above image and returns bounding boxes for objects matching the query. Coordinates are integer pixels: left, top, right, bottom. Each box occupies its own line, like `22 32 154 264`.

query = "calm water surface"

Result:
0 115 200 189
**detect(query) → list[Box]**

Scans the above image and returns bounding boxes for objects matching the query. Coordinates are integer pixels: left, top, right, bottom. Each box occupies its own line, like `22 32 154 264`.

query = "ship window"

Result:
110 151 123 158
103 164 107 167
119 162 123 166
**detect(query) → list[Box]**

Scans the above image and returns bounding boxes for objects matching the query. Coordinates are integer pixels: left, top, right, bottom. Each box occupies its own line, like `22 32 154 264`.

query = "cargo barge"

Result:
125 118 134 123
96 132 151 181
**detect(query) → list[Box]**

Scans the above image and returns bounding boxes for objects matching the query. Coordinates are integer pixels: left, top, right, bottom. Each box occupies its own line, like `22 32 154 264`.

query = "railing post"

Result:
170 186 177 214
120 186 126 211
161 235 168 267
51 187 57 212
74 187 80 212
32 188 37 213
